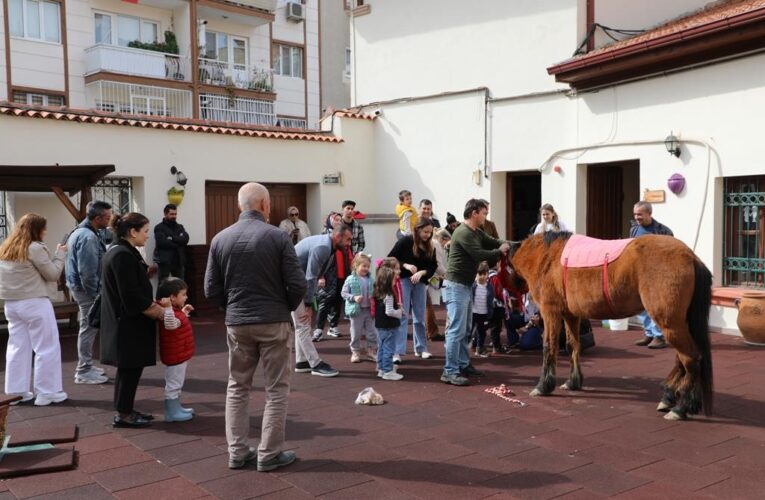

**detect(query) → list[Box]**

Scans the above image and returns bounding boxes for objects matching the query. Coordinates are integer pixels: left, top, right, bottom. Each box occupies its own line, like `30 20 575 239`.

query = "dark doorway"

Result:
585 160 639 239
506 172 542 240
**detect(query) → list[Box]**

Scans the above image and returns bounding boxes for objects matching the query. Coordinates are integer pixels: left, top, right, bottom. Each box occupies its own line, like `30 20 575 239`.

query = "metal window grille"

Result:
276 117 307 129
86 81 192 118
199 93 275 126
723 175 765 289
0 191 7 242
69 177 133 216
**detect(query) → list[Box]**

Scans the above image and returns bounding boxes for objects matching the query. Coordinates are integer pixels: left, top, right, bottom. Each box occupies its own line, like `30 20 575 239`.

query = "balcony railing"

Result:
199 93 275 126
85 44 192 82
86 81 193 119
198 58 273 92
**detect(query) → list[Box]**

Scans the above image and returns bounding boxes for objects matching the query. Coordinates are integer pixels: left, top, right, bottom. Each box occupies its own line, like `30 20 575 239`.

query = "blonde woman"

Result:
533 203 568 234
0 213 67 406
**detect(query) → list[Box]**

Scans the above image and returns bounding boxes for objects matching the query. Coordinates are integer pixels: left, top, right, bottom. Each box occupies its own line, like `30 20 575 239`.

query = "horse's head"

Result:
500 242 528 294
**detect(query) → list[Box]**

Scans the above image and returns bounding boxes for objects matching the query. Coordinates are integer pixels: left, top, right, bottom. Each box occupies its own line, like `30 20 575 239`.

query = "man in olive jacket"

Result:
204 182 305 472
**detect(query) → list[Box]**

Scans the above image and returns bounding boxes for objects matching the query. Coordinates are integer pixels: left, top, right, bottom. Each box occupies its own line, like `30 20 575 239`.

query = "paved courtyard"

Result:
2 310 764 499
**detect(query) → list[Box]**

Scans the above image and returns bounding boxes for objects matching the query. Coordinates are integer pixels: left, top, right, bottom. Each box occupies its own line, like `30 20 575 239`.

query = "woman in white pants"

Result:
0 213 68 406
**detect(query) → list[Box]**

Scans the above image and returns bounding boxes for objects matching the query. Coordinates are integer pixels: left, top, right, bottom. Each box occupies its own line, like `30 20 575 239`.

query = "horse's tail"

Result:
688 258 714 415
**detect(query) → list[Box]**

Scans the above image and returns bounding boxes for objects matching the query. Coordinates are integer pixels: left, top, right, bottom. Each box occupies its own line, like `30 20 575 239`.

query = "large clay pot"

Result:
735 292 765 346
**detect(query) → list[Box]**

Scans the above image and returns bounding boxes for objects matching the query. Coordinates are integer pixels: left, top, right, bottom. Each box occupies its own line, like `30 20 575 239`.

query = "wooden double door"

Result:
205 181 307 244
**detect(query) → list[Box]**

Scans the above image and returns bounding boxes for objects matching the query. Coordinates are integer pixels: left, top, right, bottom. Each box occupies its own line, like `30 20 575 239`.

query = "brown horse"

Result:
507 232 713 421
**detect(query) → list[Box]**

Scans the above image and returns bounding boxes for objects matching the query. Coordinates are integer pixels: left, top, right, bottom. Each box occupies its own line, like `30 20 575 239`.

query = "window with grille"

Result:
723 175 765 288
68 177 133 216
13 91 65 107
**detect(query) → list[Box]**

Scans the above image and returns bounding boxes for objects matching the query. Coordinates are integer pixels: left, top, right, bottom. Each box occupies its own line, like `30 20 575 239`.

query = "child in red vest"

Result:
157 278 195 422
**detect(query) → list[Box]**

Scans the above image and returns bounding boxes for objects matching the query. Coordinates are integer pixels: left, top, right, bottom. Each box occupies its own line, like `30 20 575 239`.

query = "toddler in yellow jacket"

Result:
395 189 418 239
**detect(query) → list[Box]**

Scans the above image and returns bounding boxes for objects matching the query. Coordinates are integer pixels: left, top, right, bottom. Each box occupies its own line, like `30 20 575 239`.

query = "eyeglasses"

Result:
289 213 299 217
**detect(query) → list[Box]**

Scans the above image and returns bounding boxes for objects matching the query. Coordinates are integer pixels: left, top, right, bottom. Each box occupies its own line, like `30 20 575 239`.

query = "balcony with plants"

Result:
85 31 192 83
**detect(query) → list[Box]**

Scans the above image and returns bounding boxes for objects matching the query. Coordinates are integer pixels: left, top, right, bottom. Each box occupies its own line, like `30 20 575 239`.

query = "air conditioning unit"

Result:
286 1 304 22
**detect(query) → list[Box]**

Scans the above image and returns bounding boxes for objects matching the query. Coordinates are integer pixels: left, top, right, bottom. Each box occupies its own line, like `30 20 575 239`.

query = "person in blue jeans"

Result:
441 199 509 386
630 201 674 349
387 218 438 363
374 263 404 381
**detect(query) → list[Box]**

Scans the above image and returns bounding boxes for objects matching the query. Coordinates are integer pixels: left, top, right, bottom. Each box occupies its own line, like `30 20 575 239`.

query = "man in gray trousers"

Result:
205 182 305 472
65 201 112 385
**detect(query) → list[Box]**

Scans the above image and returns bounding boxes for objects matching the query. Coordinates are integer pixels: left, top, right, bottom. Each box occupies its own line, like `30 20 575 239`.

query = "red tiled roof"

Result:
579 0 765 62
0 103 343 143
548 0 765 88
334 110 377 120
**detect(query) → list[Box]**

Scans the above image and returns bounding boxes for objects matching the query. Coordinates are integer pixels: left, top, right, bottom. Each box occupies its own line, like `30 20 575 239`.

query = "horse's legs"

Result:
560 315 583 391
657 356 682 412
658 323 701 421
530 309 562 397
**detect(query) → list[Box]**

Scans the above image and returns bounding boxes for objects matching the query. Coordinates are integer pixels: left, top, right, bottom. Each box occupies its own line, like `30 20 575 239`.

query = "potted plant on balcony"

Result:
128 30 179 55
167 186 185 206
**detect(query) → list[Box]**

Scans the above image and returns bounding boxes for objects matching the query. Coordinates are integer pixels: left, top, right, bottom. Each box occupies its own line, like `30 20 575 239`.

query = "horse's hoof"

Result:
560 382 571 391
656 401 672 412
664 410 686 421
530 388 543 397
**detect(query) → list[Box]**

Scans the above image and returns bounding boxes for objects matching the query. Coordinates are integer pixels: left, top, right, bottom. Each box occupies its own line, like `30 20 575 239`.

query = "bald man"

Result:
205 182 305 472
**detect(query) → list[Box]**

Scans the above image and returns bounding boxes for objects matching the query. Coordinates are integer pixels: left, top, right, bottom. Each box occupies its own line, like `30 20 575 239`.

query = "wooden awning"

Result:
0 164 115 220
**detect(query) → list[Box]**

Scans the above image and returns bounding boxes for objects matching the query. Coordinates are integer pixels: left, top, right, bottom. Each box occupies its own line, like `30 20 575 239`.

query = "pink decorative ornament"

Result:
667 173 685 194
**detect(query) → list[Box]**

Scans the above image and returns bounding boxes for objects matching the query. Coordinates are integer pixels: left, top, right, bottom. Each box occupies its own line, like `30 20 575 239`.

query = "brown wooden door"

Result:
586 165 623 239
204 181 308 244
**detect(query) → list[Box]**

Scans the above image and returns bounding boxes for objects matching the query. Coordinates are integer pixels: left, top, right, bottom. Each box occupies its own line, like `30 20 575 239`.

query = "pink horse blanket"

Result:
561 234 634 268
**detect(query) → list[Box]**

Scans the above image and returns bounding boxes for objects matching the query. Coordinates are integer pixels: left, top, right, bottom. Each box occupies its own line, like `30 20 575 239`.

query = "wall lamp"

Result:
170 166 188 186
664 133 681 158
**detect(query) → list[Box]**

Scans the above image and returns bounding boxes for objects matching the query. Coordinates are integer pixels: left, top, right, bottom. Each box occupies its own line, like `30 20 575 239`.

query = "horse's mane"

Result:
543 231 573 247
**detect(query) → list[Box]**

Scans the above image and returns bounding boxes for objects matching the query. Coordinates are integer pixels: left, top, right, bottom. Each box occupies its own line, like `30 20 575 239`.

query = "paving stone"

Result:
561 463 651 496
480 470 583 500
572 444 663 472
392 438 475 461
26 483 113 500
281 462 374 496
630 458 730 491
93 461 178 492
200 470 294 499
172 455 246 484
501 445 592 474
461 433 540 459
75 432 133 455
6 469 94 498
114 476 209 500
78 445 154 474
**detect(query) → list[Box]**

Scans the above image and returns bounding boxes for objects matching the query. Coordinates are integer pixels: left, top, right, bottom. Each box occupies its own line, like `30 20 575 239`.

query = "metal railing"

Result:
276 117 307 129
0 191 7 242
68 178 133 219
723 177 765 289
199 93 275 126
85 44 192 82
86 81 193 118
198 58 273 92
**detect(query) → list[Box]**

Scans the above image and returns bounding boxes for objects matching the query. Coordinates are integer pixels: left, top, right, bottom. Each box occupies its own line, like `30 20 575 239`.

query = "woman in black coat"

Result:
100 212 164 428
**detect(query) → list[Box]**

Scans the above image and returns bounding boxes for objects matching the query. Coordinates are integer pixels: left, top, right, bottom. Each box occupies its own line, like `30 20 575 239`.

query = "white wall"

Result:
319 0 350 111
10 39 66 91
351 0 576 105
0 3 7 101
593 0 707 50
0 112 378 257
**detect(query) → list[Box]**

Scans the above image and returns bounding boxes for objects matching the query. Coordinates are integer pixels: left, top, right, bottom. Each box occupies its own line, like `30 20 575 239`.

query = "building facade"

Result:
0 0 329 128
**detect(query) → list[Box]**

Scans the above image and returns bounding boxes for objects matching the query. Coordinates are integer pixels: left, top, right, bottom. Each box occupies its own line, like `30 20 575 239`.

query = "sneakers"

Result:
382 370 404 381
229 447 257 469
634 336 652 346
392 354 402 365
440 373 470 386
312 329 323 342
648 337 668 349
295 361 312 373
365 349 378 362
377 370 384 378
257 450 297 472
8 392 34 405
327 327 341 338
475 348 489 358
416 351 433 359
91 365 106 375
34 391 68 406
311 361 339 377
460 364 485 377
350 352 362 363
74 371 108 384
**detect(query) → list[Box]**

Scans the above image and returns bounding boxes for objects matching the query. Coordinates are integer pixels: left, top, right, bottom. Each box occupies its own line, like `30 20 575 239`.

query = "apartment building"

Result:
0 0 331 128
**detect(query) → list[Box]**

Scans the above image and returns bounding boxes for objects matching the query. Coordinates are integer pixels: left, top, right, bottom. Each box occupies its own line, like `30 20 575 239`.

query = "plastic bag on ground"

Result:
355 387 384 405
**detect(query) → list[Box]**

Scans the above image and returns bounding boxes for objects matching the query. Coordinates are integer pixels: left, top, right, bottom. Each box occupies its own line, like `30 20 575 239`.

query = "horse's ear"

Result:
508 240 522 257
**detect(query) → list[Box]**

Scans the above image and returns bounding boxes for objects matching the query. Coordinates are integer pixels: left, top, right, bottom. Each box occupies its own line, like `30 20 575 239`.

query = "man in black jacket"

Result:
204 183 305 473
153 204 189 281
